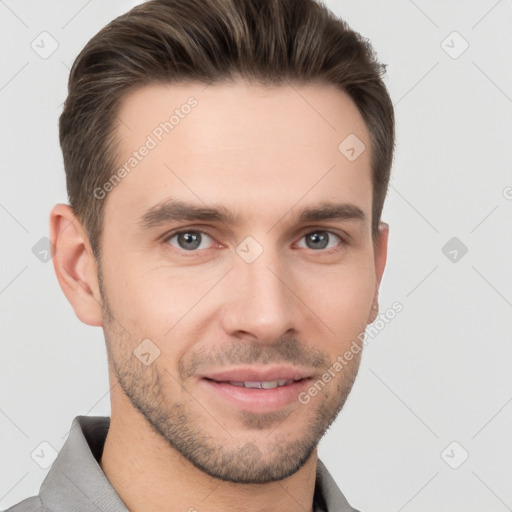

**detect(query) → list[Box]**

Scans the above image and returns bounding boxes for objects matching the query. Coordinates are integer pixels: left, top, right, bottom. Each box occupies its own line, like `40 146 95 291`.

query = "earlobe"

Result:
49 203 103 327
368 302 379 325
374 221 389 287
368 221 389 324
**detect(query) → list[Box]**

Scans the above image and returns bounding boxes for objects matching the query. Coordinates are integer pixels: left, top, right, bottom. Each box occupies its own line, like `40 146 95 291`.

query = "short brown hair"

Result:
59 0 395 259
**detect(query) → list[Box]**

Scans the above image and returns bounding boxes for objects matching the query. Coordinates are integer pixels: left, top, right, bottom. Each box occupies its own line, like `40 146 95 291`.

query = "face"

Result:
96 80 386 483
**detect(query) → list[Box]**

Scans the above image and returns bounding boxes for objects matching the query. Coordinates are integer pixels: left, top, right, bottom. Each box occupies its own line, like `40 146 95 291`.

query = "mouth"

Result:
198 366 314 414
209 379 298 389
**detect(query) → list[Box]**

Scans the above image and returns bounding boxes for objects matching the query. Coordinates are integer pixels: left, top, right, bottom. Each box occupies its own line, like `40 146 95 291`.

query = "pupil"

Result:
307 231 328 250
179 232 201 250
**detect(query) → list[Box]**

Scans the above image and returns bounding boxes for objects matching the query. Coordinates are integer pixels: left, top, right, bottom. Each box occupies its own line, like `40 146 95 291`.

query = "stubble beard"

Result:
98 269 362 484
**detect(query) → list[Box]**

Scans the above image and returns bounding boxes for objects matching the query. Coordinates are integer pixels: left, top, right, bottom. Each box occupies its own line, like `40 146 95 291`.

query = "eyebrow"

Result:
137 198 366 230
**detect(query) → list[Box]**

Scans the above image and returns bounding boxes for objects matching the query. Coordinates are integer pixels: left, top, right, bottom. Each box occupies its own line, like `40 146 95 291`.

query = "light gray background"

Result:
1 1 511 510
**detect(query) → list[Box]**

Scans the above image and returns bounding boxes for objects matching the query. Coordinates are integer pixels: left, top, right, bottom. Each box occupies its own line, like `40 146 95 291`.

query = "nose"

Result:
220 247 297 343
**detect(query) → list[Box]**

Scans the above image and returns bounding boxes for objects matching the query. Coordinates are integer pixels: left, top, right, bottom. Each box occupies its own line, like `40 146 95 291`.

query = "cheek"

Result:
294 257 376 342
100 240 376 352
100 253 218 347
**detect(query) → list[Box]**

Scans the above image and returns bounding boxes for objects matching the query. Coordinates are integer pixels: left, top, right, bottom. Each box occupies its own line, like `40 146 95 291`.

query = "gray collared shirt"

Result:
6 416 361 512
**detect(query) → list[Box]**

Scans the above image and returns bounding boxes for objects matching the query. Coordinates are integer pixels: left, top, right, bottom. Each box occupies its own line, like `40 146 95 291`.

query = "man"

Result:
7 0 394 510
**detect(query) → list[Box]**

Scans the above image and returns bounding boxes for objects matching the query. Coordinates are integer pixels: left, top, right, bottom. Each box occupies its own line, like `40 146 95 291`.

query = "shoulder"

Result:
3 496 46 512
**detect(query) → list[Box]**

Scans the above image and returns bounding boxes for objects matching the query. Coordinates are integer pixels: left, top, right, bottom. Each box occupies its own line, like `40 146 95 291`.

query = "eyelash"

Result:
163 228 346 255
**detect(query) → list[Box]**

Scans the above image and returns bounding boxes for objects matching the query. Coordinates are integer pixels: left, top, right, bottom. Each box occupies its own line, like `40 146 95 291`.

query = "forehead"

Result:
105 80 372 228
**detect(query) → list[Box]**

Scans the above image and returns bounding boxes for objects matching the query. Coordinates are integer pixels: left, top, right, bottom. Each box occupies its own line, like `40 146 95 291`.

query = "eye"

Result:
296 230 342 251
164 228 344 254
165 230 215 251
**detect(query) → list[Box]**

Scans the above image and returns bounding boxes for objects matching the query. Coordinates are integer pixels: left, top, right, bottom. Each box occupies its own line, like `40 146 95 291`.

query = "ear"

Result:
367 221 389 324
49 203 103 326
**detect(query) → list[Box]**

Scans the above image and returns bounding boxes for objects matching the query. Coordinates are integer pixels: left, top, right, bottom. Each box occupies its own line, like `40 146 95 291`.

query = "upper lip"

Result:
201 366 313 383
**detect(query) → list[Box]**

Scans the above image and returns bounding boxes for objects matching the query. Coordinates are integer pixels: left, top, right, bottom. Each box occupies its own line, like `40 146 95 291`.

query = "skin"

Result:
50 80 388 512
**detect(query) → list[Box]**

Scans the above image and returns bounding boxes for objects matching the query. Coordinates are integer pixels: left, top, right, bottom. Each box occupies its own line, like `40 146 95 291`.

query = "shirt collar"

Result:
40 415 358 512
40 416 128 512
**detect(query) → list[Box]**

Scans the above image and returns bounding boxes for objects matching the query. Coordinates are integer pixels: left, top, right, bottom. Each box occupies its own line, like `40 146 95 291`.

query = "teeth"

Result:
228 381 245 387
226 380 294 389
244 381 262 389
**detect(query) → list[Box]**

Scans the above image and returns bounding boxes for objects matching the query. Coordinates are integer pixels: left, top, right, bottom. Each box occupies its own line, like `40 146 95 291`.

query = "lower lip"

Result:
200 378 311 414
